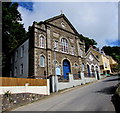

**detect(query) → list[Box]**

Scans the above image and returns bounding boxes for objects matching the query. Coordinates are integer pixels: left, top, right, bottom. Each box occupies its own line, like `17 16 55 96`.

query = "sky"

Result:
14 0 119 48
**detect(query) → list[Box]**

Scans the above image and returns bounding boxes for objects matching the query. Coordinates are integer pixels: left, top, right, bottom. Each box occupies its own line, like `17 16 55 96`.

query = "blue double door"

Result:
63 59 71 79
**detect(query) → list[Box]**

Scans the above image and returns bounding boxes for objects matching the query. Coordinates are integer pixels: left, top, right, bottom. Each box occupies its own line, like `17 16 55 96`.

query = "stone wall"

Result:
1 93 47 112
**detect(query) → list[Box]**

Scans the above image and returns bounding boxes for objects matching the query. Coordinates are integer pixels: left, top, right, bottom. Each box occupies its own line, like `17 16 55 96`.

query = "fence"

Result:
0 77 47 86
73 74 81 80
0 77 50 95
51 72 100 92
51 74 83 92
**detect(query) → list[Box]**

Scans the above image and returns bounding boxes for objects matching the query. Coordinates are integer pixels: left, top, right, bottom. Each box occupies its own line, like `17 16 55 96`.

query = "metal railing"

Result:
58 75 69 82
73 74 81 80
85 72 96 78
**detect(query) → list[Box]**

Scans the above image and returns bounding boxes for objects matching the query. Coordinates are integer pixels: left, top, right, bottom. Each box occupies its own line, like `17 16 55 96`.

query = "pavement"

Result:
11 75 119 111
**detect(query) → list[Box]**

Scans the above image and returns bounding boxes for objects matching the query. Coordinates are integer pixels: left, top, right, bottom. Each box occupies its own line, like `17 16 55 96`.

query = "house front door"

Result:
63 59 71 79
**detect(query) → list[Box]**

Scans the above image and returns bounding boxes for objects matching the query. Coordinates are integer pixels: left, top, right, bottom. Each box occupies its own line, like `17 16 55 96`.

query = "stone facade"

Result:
1 93 46 112
10 14 104 80
29 14 86 79
85 50 100 80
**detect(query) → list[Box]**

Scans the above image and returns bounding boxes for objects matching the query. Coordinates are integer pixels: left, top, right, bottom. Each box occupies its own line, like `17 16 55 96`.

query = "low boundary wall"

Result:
0 78 50 95
51 73 97 92
84 77 96 83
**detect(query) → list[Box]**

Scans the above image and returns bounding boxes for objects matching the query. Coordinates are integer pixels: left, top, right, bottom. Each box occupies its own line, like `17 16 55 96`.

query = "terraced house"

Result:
10 14 88 80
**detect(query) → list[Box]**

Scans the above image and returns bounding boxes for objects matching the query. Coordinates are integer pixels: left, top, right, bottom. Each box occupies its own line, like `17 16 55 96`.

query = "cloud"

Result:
18 2 118 48
106 40 120 46
18 2 33 11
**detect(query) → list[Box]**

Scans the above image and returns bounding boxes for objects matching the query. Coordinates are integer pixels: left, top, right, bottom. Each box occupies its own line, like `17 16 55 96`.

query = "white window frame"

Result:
21 45 24 57
40 36 45 48
104 63 107 68
61 38 68 53
71 46 74 55
20 64 23 75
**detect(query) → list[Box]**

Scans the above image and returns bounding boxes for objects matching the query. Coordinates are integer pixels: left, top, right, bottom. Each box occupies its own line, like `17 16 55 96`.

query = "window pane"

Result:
40 55 45 67
82 63 84 71
79 48 83 56
61 38 68 53
71 46 74 55
40 36 44 48
21 46 24 57
54 41 58 50
20 64 23 75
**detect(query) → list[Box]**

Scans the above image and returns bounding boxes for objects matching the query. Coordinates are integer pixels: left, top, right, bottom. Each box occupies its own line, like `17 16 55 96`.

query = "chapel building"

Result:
10 14 87 79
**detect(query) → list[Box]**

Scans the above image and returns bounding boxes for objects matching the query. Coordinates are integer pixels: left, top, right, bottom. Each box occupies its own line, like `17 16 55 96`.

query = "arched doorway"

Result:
91 65 95 77
63 59 71 79
87 64 91 77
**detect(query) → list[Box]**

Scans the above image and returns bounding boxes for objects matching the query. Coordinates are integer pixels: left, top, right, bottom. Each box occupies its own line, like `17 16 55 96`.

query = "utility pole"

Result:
54 47 57 92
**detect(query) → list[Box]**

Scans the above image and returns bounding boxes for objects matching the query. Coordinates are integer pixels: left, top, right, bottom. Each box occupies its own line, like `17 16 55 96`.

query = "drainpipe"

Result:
45 23 49 79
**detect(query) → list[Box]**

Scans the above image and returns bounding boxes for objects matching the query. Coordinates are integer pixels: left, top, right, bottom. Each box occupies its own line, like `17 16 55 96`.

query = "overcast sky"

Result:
17 1 119 48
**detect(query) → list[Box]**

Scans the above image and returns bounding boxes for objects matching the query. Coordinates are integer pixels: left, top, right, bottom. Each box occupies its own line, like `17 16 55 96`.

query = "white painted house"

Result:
10 39 29 78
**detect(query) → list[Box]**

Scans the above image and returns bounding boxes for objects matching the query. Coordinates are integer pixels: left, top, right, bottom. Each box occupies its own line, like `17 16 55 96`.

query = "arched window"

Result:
61 38 68 53
82 63 84 71
91 65 95 77
40 36 45 48
40 55 45 67
95 66 98 71
79 48 83 56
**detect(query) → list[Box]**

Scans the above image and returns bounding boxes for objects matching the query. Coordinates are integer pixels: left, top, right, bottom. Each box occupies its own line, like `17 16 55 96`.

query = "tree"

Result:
2 2 26 76
78 34 97 52
102 46 120 62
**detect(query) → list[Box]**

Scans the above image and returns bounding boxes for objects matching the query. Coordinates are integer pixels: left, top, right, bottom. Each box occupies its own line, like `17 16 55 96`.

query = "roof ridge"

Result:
44 13 79 35
45 14 64 22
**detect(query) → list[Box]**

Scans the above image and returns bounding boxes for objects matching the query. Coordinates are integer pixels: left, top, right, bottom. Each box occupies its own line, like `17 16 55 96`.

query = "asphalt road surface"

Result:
12 76 119 111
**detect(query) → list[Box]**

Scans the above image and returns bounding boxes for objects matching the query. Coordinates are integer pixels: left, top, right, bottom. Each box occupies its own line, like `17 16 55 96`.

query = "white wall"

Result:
10 39 29 78
84 77 96 83
52 73 97 92
0 79 50 95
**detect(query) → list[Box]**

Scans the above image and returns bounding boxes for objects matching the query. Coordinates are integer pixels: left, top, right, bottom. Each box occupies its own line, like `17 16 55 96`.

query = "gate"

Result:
49 75 53 93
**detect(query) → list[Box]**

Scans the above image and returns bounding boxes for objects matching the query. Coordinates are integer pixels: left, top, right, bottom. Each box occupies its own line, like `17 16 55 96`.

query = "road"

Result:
12 76 119 111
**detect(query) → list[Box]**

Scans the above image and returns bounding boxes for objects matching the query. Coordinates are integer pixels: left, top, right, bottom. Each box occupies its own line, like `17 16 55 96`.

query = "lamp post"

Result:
54 47 57 92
